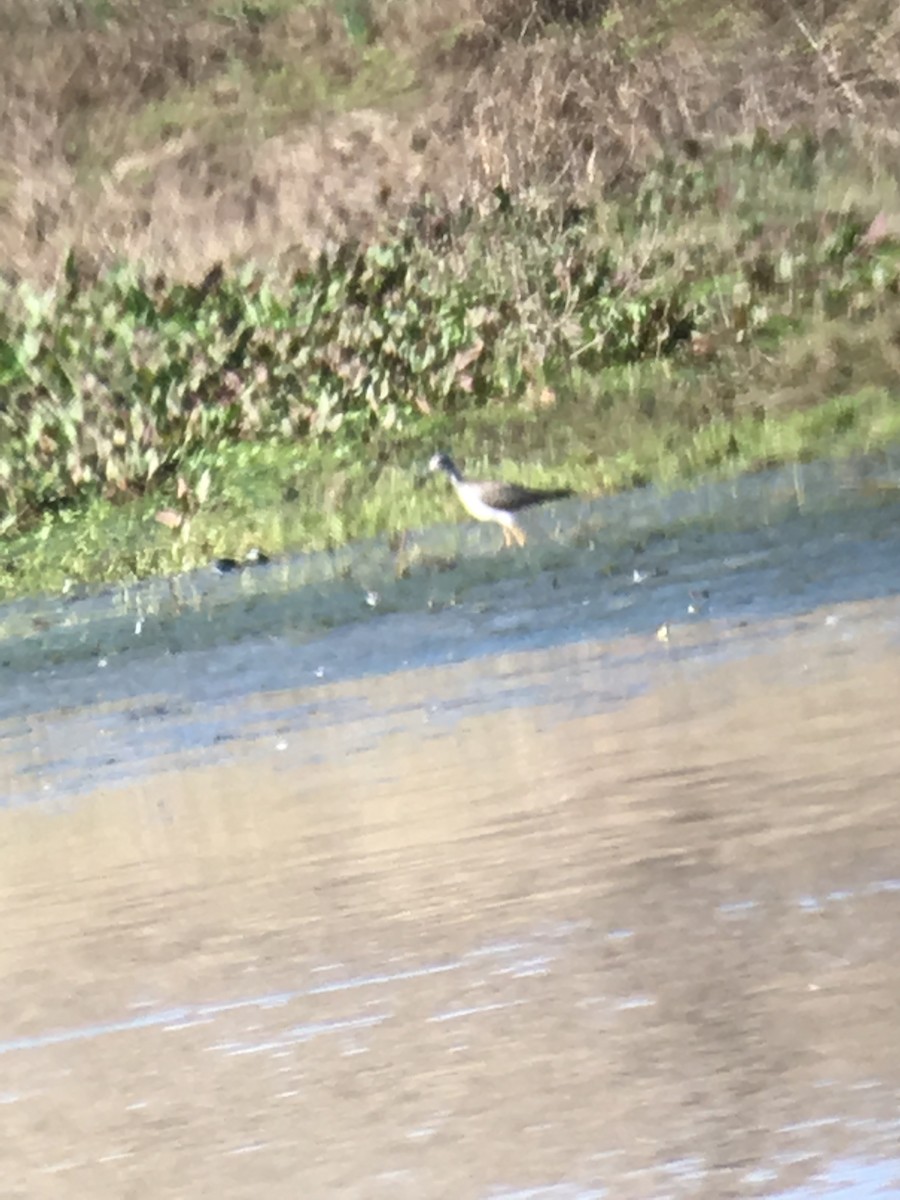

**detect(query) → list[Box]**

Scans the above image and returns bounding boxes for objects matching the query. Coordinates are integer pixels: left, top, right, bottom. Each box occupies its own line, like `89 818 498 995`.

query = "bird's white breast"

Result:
455 481 517 528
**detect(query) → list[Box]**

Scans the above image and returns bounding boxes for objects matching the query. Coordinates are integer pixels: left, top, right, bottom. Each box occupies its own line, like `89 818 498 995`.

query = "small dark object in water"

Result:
212 547 271 574
213 557 242 574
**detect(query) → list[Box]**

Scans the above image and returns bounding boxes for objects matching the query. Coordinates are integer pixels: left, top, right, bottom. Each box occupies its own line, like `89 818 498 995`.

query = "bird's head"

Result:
428 452 460 479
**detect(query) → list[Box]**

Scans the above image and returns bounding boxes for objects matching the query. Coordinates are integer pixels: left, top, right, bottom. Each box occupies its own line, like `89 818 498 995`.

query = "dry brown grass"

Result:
2 0 900 284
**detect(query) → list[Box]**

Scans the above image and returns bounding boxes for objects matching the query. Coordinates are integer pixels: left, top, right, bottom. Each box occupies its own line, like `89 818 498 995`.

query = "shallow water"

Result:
2 459 900 1198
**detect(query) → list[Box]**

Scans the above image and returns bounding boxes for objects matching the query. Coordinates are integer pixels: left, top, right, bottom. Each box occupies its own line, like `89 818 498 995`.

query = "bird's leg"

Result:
512 524 527 547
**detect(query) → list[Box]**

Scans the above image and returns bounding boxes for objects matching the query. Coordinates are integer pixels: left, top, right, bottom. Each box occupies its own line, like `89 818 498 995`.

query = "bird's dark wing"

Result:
476 481 574 512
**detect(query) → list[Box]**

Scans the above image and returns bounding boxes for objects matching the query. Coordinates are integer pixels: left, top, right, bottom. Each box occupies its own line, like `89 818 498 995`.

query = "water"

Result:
1 457 900 1198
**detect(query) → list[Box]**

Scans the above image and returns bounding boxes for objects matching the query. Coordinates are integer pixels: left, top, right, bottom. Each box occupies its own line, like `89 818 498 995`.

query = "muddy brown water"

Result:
2 461 900 1199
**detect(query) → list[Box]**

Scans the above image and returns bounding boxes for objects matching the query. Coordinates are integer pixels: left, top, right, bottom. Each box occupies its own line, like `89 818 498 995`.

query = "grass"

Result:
4 367 899 603
2 0 900 601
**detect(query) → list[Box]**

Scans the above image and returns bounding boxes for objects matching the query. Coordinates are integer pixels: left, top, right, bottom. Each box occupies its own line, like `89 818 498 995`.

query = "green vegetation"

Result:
2 0 900 600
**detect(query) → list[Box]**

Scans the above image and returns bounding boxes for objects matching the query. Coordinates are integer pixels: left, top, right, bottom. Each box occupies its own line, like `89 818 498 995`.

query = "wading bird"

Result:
429 452 573 547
